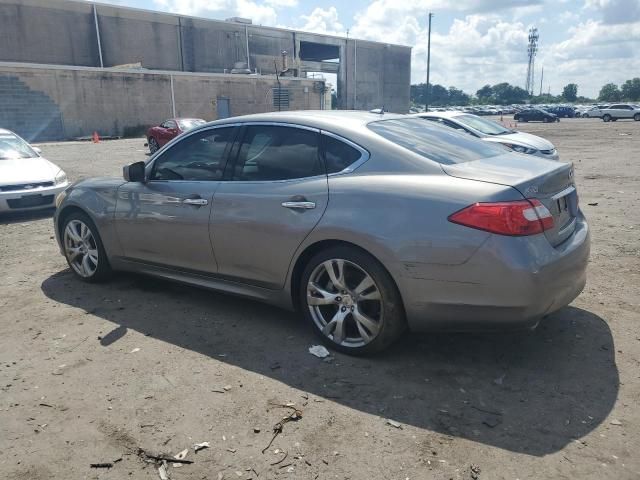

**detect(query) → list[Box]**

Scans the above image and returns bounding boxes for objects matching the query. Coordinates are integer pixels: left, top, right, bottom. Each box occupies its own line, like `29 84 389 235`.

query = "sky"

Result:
93 0 640 98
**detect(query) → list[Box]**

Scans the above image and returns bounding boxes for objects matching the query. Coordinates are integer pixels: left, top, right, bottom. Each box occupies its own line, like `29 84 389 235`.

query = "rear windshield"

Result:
177 119 206 130
367 118 504 165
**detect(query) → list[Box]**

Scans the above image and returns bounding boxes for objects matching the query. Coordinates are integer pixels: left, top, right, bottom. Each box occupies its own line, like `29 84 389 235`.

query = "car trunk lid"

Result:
442 153 578 247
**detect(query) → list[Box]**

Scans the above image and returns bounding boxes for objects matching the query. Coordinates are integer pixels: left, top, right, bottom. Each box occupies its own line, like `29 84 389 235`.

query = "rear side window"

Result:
232 126 322 181
368 118 503 165
323 135 363 174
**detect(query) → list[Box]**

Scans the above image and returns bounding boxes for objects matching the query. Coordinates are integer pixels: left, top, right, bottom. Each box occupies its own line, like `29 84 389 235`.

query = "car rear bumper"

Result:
396 213 590 331
0 183 68 212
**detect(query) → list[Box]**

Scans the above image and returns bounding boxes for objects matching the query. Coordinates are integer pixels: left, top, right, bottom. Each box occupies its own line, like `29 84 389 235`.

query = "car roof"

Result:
411 111 464 120
0 128 16 135
200 110 408 134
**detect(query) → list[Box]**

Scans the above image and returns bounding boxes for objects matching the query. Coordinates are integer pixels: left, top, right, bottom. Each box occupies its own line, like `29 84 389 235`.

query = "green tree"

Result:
476 84 493 102
562 83 578 102
448 86 470 105
599 83 621 102
621 78 640 101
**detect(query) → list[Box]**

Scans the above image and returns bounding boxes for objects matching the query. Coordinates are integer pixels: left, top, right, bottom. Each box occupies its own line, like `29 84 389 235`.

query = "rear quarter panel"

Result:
291 171 526 301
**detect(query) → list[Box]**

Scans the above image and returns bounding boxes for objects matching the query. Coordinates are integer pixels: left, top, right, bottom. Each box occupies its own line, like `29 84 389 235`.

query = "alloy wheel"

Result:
64 220 99 278
306 258 383 348
149 138 159 153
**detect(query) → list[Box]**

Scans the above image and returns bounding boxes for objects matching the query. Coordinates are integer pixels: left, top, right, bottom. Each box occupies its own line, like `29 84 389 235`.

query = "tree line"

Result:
410 77 640 106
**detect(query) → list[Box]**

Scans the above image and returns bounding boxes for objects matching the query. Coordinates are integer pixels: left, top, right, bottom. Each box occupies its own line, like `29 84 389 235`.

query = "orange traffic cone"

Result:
92 131 100 143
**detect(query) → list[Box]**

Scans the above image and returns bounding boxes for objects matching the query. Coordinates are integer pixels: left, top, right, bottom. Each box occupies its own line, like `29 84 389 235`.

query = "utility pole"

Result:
525 27 539 95
539 66 544 96
425 12 433 112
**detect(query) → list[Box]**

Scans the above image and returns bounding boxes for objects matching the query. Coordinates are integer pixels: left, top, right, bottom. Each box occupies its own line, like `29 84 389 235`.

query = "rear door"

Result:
115 126 236 272
210 123 328 289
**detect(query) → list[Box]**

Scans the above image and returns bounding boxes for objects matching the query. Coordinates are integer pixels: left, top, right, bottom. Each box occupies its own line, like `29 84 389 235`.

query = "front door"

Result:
211 124 328 289
114 126 236 273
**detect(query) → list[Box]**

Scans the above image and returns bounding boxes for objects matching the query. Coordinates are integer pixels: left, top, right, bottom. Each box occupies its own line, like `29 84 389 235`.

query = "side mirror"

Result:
123 161 146 182
32 146 42 155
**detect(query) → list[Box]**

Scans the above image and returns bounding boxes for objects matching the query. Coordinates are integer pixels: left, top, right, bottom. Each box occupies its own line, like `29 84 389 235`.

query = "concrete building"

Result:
0 0 411 141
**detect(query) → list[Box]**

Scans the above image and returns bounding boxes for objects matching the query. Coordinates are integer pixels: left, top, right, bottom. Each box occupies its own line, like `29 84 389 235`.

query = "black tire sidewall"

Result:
603 115 611 122
299 246 406 355
62 212 112 283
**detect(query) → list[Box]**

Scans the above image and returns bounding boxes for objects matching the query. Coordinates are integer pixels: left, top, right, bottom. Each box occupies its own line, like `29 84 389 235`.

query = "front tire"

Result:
300 246 406 355
634 113 640 121
62 212 112 283
603 114 611 122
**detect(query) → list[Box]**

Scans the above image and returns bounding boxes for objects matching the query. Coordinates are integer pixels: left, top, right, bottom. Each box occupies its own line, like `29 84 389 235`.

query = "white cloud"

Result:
299 7 346 36
265 0 298 6
153 0 278 25
584 0 640 24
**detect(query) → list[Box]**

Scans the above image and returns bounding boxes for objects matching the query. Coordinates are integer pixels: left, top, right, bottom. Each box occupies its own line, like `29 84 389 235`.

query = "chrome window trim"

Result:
320 130 371 176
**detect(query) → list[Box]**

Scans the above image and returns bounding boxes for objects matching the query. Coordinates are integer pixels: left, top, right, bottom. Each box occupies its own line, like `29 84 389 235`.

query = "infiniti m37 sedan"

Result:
54 111 589 354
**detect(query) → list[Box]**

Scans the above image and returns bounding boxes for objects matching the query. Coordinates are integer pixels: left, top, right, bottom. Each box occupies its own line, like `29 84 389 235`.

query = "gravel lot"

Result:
1 117 639 479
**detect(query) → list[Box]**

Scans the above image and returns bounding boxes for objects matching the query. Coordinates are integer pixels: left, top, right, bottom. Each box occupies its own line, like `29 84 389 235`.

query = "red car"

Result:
146 118 206 153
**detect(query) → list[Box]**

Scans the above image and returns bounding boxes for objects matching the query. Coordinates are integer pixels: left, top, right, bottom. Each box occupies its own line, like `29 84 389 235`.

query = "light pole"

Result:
425 12 434 112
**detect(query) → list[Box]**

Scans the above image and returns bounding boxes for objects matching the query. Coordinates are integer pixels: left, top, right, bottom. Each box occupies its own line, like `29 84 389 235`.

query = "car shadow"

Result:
41 270 618 457
0 207 55 224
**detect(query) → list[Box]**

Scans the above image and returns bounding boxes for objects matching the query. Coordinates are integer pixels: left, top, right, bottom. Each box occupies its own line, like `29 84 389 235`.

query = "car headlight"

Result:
54 170 68 185
502 143 537 155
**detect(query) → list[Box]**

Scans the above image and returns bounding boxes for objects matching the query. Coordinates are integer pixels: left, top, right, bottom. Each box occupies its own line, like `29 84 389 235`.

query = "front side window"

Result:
150 127 234 181
232 126 321 181
162 120 177 129
323 135 363 174
368 118 504 165
0 133 38 160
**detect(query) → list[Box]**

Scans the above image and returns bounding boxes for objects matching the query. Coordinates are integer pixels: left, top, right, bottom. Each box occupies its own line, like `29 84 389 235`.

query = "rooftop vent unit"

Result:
225 17 252 24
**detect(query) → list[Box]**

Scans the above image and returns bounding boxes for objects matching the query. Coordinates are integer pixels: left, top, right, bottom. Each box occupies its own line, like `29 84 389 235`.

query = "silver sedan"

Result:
53 111 590 354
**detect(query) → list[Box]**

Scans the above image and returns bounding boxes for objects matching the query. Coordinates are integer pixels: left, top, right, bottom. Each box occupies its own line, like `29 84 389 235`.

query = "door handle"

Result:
183 198 208 206
282 201 316 210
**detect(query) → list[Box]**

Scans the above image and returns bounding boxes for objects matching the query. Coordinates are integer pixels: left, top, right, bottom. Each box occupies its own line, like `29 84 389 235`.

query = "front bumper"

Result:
397 213 590 331
0 182 68 212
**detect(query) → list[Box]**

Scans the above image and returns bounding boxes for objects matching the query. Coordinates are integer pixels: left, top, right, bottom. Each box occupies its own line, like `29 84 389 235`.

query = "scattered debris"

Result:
90 462 113 469
470 464 481 480
158 461 169 480
223 385 232 391
262 403 303 453
173 449 188 467
212 388 226 393
308 345 330 358
610 419 622 426
226 448 237 453
193 442 210 453
270 362 281 370
588 202 599 206
130 348 140 353
39 403 53 408
471 405 503 417
270 450 289 466
138 449 193 465
386 419 402 429
254 427 261 433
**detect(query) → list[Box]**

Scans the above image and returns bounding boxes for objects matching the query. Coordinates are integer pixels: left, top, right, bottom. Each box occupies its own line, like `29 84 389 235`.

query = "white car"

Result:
582 105 610 118
0 129 68 212
413 112 560 161
601 104 640 122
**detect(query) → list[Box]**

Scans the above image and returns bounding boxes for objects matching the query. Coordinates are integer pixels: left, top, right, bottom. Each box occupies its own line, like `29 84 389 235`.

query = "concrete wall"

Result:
0 0 411 112
0 64 323 141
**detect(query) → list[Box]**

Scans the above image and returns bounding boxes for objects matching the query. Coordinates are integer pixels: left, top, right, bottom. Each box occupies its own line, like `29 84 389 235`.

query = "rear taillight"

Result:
448 199 554 236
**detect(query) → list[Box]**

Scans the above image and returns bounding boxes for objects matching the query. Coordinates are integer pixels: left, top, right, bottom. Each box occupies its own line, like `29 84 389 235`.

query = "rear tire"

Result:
603 114 611 122
148 137 160 154
634 113 640 121
61 212 112 283
300 246 406 355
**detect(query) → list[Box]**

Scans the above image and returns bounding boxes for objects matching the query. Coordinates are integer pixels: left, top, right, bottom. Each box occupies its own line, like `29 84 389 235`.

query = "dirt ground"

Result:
1 117 639 480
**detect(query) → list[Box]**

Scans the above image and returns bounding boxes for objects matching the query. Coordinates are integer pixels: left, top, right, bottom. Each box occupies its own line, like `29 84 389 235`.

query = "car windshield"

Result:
0 133 38 160
368 118 504 165
177 119 206 130
452 114 513 136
